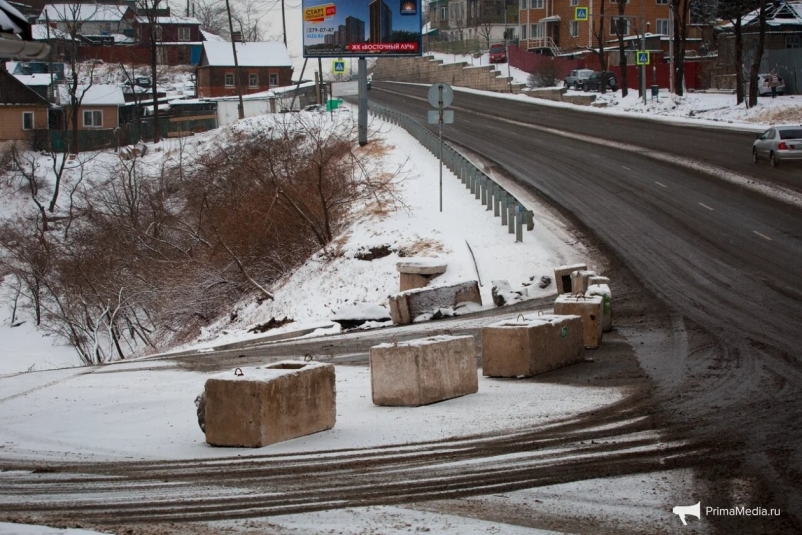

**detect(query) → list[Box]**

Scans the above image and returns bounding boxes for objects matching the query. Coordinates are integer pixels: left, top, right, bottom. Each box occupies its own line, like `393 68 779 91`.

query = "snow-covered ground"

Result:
0 69 802 535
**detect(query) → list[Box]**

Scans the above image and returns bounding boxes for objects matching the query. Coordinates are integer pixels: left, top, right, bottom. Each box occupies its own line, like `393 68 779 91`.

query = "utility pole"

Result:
281 0 287 47
224 0 244 119
504 0 511 92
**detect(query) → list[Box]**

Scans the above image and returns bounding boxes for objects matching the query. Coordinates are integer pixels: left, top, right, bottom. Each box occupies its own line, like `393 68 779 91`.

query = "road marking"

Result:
375 86 802 210
698 203 714 211
753 231 773 241
622 166 631 170
655 181 667 188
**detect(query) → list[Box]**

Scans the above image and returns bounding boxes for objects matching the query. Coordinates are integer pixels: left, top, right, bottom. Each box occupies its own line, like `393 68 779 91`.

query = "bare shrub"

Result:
527 60 562 89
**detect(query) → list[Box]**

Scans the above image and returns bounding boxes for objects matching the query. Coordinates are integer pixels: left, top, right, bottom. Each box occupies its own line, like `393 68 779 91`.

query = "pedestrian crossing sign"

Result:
636 51 650 65
332 59 346 74
575 7 588 21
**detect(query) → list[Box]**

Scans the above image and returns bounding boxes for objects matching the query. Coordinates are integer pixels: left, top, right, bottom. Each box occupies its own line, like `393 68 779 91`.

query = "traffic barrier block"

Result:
397 259 448 291
388 280 481 325
553 294 604 349
482 314 584 377
586 283 612 332
554 263 588 294
570 270 597 294
204 361 336 448
370 335 478 406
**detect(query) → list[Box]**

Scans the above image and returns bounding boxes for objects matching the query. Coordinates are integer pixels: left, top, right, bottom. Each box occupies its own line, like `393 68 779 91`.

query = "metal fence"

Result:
370 105 535 242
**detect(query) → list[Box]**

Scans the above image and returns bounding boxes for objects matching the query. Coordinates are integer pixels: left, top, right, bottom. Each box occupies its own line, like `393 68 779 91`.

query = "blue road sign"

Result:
575 7 588 21
636 51 650 65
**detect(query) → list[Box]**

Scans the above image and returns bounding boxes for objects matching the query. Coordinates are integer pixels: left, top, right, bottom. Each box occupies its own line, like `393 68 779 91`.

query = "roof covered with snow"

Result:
200 28 226 42
724 0 802 28
30 23 72 40
0 0 26 35
200 41 292 68
13 73 51 86
39 3 130 23
57 83 125 106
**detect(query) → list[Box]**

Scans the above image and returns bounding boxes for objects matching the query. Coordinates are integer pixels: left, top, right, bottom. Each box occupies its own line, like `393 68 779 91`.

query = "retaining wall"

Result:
373 56 526 93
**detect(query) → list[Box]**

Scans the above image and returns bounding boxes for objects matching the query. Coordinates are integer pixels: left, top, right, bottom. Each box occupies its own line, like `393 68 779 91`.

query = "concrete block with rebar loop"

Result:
482 314 585 378
553 294 604 349
203 361 336 448
570 270 597 295
370 335 478 406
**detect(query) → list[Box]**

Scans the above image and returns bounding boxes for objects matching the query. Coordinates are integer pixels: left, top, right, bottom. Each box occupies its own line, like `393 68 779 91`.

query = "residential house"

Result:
0 68 50 141
429 0 517 45
38 3 135 43
57 83 125 130
196 41 293 98
133 12 202 65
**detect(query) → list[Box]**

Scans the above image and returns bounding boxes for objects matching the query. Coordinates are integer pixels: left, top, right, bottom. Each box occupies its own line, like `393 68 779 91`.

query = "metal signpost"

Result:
636 50 650 105
427 82 454 212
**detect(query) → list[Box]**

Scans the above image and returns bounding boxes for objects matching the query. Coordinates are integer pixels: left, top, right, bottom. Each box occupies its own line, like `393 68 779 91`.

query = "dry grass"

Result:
747 105 802 124
399 238 448 257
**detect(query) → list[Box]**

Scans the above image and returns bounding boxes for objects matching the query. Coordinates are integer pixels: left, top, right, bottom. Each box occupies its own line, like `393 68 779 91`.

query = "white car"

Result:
758 73 785 96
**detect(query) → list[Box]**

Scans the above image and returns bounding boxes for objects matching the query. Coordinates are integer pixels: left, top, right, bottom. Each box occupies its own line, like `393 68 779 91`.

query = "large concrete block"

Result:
553 294 604 349
586 283 612 332
388 280 481 325
370 335 478 406
589 275 610 287
482 314 585 378
554 263 588 294
204 361 336 448
570 270 597 295
397 258 448 291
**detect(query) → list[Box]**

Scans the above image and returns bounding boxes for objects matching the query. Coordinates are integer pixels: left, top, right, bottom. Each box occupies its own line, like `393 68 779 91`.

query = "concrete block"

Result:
370 335 478 406
482 314 584 377
589 275 610 287
397 258 448 291
388 280 481 325
554 263 588 294
553 294 604 349
570 270 597 295
586 283 612 332
204 361 336 447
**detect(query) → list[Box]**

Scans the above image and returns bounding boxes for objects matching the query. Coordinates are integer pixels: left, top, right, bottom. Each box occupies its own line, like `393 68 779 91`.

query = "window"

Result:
610 17 629 35
249 73 258 88
532 0 543 8
440 6 447 20
531 22 543 38
569 20 579 38
154 25 163 41
178 27 190 41
570 0 579 5
22 111 34 130
519 0 525 8
787 35 801 49
225 73 234 87
520 24 526 40
656 19 670 35
656 0 668 4
269 73 278 86
83 110 102 128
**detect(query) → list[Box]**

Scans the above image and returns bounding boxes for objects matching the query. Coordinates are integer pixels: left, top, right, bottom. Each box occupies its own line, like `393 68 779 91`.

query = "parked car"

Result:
564 69 594 90
488 43 507 64
582 71 618 92
752 125 802 167
757 73 785 96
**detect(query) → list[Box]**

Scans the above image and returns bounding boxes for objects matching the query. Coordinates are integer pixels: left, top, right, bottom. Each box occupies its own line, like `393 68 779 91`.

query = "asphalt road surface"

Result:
363 83 802 532
1 87 801 534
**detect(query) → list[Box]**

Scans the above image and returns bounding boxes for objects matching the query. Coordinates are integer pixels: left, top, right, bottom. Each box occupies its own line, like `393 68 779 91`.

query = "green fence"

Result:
32 116 218 153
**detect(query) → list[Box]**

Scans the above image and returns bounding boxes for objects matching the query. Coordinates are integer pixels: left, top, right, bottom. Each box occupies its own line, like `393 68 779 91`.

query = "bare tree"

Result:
193 0 229 38
613 0 628 97
590 0 609 93
136 0 164 143
719 0 760 105
669 0 692 95
746 0 768 108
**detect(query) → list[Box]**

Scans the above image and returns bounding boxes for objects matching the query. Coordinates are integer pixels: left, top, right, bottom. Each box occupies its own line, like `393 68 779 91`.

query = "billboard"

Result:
302 0 422 58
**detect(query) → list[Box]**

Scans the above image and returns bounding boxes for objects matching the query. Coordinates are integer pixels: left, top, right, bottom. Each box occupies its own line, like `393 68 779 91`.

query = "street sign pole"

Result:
438 85 443 212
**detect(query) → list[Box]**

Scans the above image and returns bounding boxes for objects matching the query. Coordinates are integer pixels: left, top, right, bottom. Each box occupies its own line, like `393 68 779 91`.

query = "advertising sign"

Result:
302 0 422 58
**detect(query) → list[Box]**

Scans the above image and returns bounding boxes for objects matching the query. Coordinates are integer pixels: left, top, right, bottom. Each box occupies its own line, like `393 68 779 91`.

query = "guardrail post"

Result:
500 194 508 225
516 207 523 242
508 202 515 234
475 176 482 200
526 210 535 231
481 180 488 206
487 183 494 211
494 188 501 217
470 170 477 195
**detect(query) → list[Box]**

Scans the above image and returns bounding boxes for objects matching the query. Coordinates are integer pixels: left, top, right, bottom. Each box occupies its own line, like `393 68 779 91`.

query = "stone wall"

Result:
373 56 526 93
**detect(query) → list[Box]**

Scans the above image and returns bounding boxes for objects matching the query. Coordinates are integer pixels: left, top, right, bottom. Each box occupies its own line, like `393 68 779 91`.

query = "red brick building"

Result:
133 13 202 65
196 42 293 98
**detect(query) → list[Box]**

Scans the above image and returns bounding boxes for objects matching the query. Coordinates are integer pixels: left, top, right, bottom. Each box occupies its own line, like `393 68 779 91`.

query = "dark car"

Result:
583 71 618 92
488 43 507 64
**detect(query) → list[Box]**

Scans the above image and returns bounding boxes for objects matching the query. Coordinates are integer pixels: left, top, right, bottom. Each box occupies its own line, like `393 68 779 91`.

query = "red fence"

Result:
508 45 704 90
78 46 152 65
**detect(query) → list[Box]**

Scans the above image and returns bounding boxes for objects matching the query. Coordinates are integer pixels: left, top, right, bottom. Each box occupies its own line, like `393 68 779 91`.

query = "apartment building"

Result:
518 0 676 55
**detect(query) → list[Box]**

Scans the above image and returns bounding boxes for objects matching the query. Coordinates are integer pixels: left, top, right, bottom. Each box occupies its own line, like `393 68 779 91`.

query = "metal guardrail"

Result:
370 104 535 242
